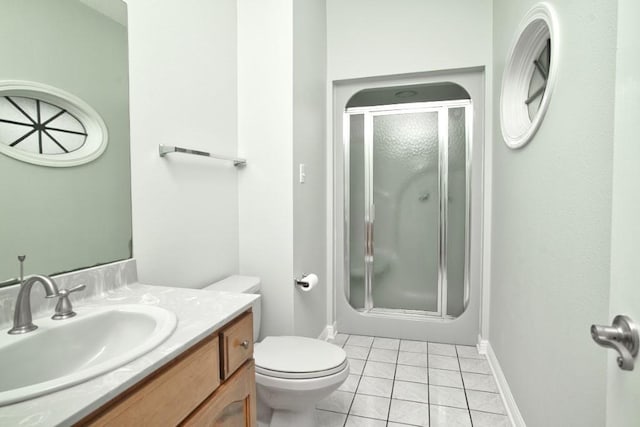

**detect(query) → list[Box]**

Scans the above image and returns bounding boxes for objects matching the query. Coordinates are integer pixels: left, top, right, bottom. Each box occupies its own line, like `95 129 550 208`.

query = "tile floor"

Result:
315 334 512 427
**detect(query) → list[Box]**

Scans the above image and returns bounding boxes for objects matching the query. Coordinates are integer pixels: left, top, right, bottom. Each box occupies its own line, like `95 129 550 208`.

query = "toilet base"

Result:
270 407 315 427
255 356 350 426
257 402 315 427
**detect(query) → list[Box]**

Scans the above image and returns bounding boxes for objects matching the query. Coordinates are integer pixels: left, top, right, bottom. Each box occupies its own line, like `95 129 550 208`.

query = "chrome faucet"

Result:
52 284 86 320
8 275 60 335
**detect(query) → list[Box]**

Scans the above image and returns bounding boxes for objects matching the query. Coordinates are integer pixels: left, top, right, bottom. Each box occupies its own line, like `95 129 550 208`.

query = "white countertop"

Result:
0 283 258 426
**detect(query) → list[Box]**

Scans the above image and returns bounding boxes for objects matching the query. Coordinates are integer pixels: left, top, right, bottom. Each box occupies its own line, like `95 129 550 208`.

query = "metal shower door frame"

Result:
344 100 472 319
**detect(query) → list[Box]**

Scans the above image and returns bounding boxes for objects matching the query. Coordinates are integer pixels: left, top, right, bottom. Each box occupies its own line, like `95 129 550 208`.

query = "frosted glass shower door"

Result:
446 107 468 317
371 111 441 313
346 101 471 317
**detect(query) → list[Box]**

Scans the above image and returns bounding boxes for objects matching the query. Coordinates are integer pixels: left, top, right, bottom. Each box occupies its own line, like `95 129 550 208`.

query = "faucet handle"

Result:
66 284 86 294
51 284 86 320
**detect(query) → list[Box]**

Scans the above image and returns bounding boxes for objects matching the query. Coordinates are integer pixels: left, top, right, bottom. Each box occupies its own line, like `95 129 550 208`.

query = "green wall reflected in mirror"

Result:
0 0 131 286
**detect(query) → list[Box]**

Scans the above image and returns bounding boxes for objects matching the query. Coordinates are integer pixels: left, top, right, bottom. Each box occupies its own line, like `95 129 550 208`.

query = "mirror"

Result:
0 0 131 286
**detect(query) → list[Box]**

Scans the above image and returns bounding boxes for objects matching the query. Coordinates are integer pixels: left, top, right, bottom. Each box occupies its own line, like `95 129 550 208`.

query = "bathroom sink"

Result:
0 304 177 406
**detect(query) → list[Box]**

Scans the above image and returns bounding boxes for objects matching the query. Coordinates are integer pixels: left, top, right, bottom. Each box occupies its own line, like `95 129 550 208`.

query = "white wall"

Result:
238 0 295 338
326 0 493 331
127 0 239 288
128 0 327 339
490 1 617 425
238 0 328 339
326 0 493 81
292 0 328 338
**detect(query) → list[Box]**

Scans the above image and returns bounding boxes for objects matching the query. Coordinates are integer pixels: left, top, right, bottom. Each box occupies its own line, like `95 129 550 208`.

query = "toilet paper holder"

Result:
294 274 310 289
294 273 317 290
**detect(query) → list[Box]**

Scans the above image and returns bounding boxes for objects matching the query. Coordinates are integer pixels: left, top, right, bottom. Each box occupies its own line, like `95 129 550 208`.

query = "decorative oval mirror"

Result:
0 81 108 167
500 3 559 149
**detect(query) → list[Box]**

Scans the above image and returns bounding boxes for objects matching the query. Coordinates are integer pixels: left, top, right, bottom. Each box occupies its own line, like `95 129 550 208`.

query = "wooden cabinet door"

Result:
182 360 256 427
83 336 220 427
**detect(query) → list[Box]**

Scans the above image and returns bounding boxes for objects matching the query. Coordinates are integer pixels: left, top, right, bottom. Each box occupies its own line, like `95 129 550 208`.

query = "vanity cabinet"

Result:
80 310 255 427
182 360 255 426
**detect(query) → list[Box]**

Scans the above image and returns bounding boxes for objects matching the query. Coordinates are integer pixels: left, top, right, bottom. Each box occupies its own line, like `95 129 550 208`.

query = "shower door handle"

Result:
364 220 374 311
365 221 374 259
366 204 375 258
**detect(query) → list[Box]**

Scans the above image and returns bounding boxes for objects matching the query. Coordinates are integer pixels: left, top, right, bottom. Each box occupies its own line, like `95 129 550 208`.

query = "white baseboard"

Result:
483 341 526 427
318 322 337 341
477 335 489 354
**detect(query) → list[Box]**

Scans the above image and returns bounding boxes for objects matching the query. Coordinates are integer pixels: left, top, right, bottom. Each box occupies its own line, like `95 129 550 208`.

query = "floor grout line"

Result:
386 344 400 424
321 334 507 426
456 346 474 427
343 341 371 426
427 347 431 427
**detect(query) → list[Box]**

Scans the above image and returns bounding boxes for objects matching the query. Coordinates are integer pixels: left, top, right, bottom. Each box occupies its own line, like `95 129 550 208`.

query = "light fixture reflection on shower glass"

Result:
395 90 418 98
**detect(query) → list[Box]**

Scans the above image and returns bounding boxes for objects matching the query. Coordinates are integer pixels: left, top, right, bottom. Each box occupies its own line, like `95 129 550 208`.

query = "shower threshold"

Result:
357 307 455 320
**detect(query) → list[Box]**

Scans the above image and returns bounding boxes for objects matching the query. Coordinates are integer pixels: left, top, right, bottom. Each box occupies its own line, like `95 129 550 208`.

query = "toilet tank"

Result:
203 275 261 342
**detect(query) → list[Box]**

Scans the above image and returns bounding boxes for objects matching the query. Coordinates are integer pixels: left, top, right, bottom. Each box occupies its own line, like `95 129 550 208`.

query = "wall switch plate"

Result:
299 163 306 183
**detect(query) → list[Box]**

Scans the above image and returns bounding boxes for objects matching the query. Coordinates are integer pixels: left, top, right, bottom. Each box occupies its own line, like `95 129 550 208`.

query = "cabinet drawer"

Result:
84 335 221 426
181 360 256 427
221 311 253 379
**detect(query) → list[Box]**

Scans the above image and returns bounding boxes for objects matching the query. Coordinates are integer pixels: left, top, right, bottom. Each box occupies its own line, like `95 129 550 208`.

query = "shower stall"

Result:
333 73 484 344
346 101 471 318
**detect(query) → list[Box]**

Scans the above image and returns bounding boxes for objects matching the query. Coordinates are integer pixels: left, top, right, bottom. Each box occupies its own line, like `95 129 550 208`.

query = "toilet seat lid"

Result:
254 336 347 379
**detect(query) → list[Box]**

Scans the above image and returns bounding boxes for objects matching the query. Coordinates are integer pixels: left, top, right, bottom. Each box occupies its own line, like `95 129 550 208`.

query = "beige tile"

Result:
349 394 390 420
368 347 398 363
395 364 428 384
332 335 507 427
428 342 457 357
315 409 348 427
329 333 349 346
398 351 428 367
345 344 371 360
388 399 429 426
461 372 498 393
347 335 374 347
357 376 393 398
400 339 428 353
456 344 484 359
471 410 512 427
429 368 463 388
349 358 365 375
430 404 472 427
339 374 361 393
459 357 491 374
428 354 460 371
392 380 429 403
372 337 400 350
316 390 354 413
429 385 467 409
363 360 396 379
466 390 506 414
345 415 386 427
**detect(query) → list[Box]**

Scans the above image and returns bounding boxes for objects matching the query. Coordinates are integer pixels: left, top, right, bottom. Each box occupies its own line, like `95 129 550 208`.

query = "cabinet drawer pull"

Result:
241 340 249 349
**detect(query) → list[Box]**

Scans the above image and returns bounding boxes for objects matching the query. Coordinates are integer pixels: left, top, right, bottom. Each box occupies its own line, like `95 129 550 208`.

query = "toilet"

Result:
204 276 349 427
